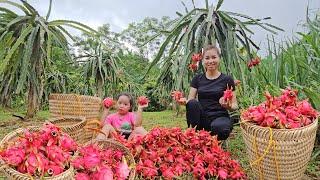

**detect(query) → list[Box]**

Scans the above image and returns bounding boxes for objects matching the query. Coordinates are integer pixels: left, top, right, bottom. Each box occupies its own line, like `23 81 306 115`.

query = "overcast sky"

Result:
4 0 320 55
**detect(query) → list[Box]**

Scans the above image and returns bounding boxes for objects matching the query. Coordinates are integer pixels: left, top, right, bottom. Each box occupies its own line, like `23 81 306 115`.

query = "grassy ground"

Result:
0 108 318 179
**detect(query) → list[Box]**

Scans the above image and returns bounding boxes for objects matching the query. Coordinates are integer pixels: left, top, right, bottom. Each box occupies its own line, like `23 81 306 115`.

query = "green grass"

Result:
0 108 15 121
142 110 187 130
306 148 320 178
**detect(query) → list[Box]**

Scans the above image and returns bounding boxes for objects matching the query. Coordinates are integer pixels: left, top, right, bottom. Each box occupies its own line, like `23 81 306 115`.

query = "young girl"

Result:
97 92 148 140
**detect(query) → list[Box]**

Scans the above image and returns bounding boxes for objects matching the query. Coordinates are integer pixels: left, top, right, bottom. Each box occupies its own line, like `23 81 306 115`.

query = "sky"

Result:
3 0 320 55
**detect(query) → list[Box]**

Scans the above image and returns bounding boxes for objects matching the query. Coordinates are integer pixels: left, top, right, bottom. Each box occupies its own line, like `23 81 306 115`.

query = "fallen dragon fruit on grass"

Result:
0 123 77 177
113 127 246 180
241 88 318 129
72 143 131 180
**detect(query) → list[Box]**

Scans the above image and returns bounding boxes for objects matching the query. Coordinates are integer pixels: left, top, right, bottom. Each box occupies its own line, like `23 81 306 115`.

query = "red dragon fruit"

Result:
188 63 198 72
241 88 318 129
112 127 246 179
171 90 184 102
46 163 64 176
59 134 77 152
103 97 114 108
137 96 149 106
91 166 113 180
223 85 233 102
73 143 131 180
3 147 25 166
1 122 77 177
191 53 202 63
75 173 90 180
116 157 130 180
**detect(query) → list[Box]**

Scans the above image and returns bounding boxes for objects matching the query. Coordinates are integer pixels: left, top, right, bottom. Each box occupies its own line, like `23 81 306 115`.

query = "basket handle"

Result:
84 127 107 137
85 119 103 128
250 127 280 180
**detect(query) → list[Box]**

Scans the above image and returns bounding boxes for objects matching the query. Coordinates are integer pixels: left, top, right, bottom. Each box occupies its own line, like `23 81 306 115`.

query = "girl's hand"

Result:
138 103 149 111
137 96 149 111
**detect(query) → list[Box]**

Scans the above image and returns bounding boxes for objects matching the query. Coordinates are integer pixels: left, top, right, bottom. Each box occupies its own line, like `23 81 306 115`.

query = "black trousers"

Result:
186 99 233 140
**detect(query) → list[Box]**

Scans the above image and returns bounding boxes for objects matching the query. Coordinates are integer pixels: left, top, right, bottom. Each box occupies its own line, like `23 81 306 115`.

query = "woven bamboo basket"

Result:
49 93 102 144
79 139 136 180
241 119 318 180
0 127 74 180
48 116 86 144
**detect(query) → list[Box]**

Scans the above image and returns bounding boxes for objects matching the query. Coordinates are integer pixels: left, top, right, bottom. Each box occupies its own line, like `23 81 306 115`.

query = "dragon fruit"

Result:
1 123 77 177
103 97 114 108
242 88 318 129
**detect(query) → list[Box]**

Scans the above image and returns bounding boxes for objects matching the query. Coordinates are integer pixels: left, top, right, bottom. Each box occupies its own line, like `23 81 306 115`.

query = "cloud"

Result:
110 14 128 32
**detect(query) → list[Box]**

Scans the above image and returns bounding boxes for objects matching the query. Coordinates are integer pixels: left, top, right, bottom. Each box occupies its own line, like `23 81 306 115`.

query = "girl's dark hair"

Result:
202 44 221 57
116 92 134 112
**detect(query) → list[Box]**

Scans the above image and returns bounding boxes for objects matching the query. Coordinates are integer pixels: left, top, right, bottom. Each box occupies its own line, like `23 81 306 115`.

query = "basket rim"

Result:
240 117 318 132
77 139 136 179
0 126 40 148
83 139 134 163
49 93 101 101
48 116 86 124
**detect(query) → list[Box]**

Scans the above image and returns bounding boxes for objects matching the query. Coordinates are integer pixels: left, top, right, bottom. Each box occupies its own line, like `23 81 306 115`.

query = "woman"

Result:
180 45 238 140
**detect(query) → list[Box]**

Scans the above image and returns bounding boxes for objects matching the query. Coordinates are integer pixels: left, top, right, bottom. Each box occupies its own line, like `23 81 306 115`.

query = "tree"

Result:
145 0 283 97
75 33 123 98
0 0 96 118
120 16 172 59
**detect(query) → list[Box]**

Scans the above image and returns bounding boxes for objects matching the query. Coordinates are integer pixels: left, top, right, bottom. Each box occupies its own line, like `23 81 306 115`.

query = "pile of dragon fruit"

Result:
113 127 246 180
0 123 132 179
0 123 77 177
72 143 131 180
241 88 318 129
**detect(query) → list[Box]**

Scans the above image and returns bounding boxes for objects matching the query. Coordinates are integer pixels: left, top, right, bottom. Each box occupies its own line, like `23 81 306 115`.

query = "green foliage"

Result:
237 13 320 109
144 87 166 112
144 0 282 100
117 52 165 111
120 16 172 59
0 0 97 118
75 33 123 98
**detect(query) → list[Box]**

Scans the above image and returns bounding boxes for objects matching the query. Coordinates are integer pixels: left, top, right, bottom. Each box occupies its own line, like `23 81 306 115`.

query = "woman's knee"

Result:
186 99 199 109
210 117 233 140
186 99 202 128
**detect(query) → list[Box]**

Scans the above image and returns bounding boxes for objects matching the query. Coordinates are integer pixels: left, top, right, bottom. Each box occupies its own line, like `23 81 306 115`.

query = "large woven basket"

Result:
48 116 86 144
0 127 74 180
49 93 102 143
241 119 318 180
81 139 136 180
